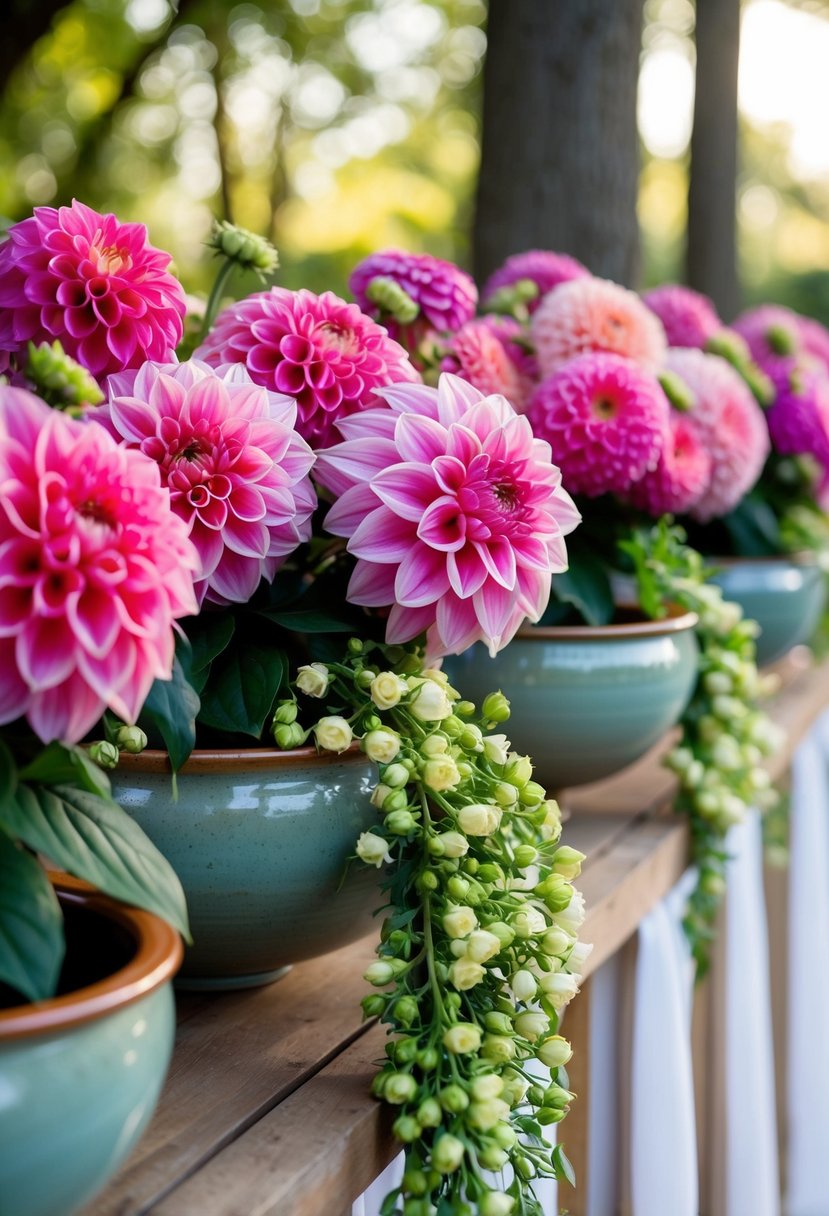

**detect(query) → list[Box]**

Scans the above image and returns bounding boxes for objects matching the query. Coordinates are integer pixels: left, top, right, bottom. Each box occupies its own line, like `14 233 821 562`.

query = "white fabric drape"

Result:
786 711 829 1216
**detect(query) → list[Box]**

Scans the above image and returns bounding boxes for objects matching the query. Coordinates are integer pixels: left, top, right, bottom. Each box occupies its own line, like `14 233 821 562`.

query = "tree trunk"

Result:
686 0 741 320
473 0 644 287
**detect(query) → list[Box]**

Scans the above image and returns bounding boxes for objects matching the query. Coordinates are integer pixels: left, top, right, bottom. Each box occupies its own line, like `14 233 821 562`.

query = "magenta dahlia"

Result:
664 348 770 522
797 317 829 375
765 359 829 467
482 250 589 313
626 412 712 517
440 319 530 411
349 250 477 336
98 361 316 607
526 353 670 497
0 386 197 743
732 305 803 374
641 284 722 350
194 287 418 449
531 277 667 377
313 374 580 657
0 200 186 380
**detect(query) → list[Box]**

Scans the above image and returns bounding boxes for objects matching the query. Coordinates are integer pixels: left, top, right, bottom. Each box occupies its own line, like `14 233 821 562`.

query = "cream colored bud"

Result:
296 662 330 697
363 728 400 764
536 1034 573 1069
370 671 407 709
511 969 538 1002
443 906 478 939
553 889 586 934
512 905 548 938
539 970 581 1010
465 929 502 964
450 958 486 990
355 831 392 868
314 715 352 752
370 783 393 808
409 680 453 721
540 925 574 956
470 1074 504 1101
551 845 586 880
482 733 511 764
467 1098 511 1130
436 831 469 858
422 755 461 792
443 1023 482 1053
431 1132 465 1173
514 1011 550 1042
457 803 502 836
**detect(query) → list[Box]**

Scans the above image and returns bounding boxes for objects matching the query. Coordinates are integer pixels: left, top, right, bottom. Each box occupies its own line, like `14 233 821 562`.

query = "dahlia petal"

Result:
25 674 104 744
347 559 398 606
394 412 450 464
476 539 517 590
394 544 450 607
435 592 486 654
314 438 399 498
206 550 262 604
417 496 467 553
16 616 77 690
349 507 418 562
385 601 437 644
446 544 489 598
66 585 123 658
324 483 382 535
371 463 441 520
0 636 29 725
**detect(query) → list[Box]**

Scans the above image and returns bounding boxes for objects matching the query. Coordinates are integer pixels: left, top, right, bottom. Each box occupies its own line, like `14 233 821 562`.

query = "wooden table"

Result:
83 652 829 1216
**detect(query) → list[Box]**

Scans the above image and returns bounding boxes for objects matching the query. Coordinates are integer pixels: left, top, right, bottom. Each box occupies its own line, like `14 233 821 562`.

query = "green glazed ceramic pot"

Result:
445 606 699 791
0 874 180 1216
711 554 827 667
111 746 379 989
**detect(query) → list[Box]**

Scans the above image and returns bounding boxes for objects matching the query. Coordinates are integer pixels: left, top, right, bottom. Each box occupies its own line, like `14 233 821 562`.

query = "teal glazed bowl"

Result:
711 554 827 667
111 746 379 989
0 874 180 1216
445 606 699 791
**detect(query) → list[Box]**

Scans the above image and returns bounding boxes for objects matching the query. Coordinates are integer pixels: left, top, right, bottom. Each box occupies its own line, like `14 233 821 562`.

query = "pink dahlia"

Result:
765 359 829 467
732 304 803 374
349 250 477 335
482 250 589 313
797 317 829 375
641 284 721 350
531 277 667 377
626 413 712 517
477 314 539 381
313 374 580 657
0 387 197 744
97 361 316 607
664 348 770 522
526 353 670 497
194 287 418 449
440 319 530 411
0 200 186 380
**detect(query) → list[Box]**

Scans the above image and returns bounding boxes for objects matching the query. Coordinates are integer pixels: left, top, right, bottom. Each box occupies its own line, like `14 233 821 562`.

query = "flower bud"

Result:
370 783 393 809
364 960 395 986
458 724 484 751
418 869 439 892
370 671 407 710
513 844 538 868
443 1023 482 1054
540 925 573 955
386 810 417 836
467 1097 511 1129
482 691 511 722
421 733 449 756
480 1193 515 1216
483 1011 513 1036
274 720 307 749
272 700 298 725
417 1046 439 1070
361 994 387 1018
493 781 519 807
481 1034 516 1063
364 728 400 764
356 831 392 868
383 762 410 789
422 755 461 792
539 970 581 1010
88 740 119 769
512 905 548 938
416 1097 442 1128
551 845 586 880
383 1071 418 1105
457 803 502 836
438 1083 469 1113
450 958 486 990
209 220 279 275
519 780 546 806
482 732 510 764
511 968 538 1002
395 996 419 1027
470 1074 504 1101
113 725 148 754
392 1114 421 1142
514 1011 550 1042
543 1085 575 1110
366 275 420 324
410 680 453 721
465 929 502 964
536 1034 573 1069
296 662 330 698
567 940 594 972
504 753 532 786
431 1132 465 1173
553 888 586 934
477 1144 508 1171
443 906 478 938
314 715 352 752
486 921 515 948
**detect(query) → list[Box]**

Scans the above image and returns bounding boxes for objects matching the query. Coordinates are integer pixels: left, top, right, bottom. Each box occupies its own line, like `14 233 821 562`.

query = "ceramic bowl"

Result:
711 554 827 667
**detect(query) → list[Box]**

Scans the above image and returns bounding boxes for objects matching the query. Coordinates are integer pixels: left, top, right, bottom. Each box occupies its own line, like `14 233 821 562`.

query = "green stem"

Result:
198 260 236 343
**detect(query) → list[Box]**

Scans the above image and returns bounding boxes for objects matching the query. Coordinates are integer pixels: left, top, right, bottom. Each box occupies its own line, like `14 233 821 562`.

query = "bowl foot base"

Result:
175 965 293 992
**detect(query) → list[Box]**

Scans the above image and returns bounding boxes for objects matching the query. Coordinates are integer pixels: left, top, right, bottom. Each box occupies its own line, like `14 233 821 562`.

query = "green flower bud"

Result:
486 921 516 948
394 1039 420 1068
113 725 148 754
477 1144 509 1171
482 691 511 723
438 1083 470 1113
416 1097 442 1128
493 781 519 807
527 1084 546 1107
383 762 410 789
455 700 476 717
88 740 119 769
402 1168 429 1196
384 1072 418 1104
491 1122 517 1150
513 844 538 868
446 875 470 900
658 368 696 413
504 754 532 786
365 275 420 324
272 700 298 725
25 339 104 410
355 668 375 690
392 1113 422 1142
386 810 417 835
364 961 395 986
273 721 307 749
536 1105 566 1125
519 780 546 806
417 869 439 892
481 1034 516 1063
431 1132 465 1173
514 1154 536 1181
417 1045 439 1070
208 220 279 277
361 994 387 1018
551 845 586 880
395 996 419 1027
347 637 364 654
543 1085 575 1110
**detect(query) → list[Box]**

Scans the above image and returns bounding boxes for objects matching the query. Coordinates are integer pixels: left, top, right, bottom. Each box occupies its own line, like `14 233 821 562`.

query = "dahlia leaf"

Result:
197 640 287 738
183 613 236 675
550 552 614 626
18 742 111 799
258 607 357 633
1 784 190 941
0 738 15 806
0 828 65 1002
141 657 200 773
722 495 782 557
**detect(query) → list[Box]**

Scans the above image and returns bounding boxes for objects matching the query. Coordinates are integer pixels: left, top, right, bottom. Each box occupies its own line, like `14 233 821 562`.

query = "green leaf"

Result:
198 641 287 738
0 783 190 940
0 828 65 1002
552 1143 577 1188
550 551 615 626
140 656 200 772
257 607 356 633
723 495 782 557
185 612 236 673
0 738 16 806
18 741 111 798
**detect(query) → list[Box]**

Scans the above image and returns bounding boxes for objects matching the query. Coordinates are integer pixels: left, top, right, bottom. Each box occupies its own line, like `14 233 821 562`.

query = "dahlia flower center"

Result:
317 321 358 356
592 395 617 420
90 236 131 277
77 497 117 537
461 458 529 531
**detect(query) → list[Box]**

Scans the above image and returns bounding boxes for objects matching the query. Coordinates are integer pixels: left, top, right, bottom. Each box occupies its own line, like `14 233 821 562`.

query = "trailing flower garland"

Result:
623 521 782 973
278 642 589 1216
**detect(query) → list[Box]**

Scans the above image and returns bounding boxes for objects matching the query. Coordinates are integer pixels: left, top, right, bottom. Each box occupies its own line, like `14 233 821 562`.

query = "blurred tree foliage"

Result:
0 0 485 294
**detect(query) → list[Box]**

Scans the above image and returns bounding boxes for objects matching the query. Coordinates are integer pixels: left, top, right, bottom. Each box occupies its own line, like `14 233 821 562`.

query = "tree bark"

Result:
473 0 644 287
686 0 741 320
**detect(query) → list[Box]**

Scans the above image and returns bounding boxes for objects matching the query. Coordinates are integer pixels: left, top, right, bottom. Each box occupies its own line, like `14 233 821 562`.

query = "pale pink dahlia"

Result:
313 374 580 657
349 250 477 335
664 348 770 522
97 361 316 607
0 387 197 744
626 413 712 517
732 304 803 373
482 250 589 313
440 319 530 411
477 314 539 380
531 277 667 377
0 200 186 380
641 284 722 350
194 287 418 449
765 359 829 467
526 353 670 497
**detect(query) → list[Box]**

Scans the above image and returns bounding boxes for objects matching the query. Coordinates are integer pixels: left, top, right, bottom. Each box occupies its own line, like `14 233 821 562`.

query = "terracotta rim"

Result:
0 873 183 1040
115 741 368 776
712 551 818 570
517 602 699 641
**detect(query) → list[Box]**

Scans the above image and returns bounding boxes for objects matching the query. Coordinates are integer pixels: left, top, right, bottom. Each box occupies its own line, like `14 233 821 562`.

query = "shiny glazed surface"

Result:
711 556 827 666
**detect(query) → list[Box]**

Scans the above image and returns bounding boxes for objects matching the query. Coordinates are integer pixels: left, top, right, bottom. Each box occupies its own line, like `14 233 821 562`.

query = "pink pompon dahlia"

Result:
797 316 829 375
531 276 667 377
98 361 316 607
349 250 477 335
526 353 670 497
476 314 539 381
732 304 803 373
313 374 581 658
765 358 829 468
641 284 722 350
0 200 186 380
626 413 712 517
664 348 770 522
482 250 590 313
0 387 198 744
194 287 418 449
440 319 530 411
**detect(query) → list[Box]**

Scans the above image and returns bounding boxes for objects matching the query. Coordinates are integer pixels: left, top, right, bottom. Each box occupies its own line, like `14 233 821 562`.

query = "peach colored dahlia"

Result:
0 387 198 743
440 319 530 411
0 200 186 380
313 374 580 658
195 287 418 449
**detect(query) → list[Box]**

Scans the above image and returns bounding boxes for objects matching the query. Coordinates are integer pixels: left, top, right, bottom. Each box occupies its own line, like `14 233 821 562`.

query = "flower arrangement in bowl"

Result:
0 205 596 1212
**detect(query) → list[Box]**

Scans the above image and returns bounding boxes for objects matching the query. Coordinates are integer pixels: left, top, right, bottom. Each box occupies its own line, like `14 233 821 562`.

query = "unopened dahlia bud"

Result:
209 220 279 277
26 340 104 411
365 275 420 325
89 740 120 769
658 368 696 413
113 725 148 754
